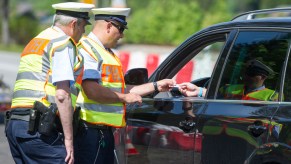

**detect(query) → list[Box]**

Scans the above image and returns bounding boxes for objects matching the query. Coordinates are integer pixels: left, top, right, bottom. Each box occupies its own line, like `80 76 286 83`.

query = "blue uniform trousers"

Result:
5 119 66 164
74 127 115 164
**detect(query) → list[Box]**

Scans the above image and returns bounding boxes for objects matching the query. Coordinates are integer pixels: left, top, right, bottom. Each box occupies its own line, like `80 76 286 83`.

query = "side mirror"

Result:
124 68 148 85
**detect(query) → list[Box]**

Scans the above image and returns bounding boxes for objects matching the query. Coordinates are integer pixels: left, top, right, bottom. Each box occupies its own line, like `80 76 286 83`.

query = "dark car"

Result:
115 7 291 164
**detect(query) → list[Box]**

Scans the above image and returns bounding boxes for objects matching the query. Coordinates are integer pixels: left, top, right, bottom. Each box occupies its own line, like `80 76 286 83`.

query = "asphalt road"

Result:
0 51 19 163
0 124 13 163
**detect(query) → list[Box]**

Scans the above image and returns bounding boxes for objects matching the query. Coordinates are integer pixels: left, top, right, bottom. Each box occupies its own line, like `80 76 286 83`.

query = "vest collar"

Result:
51 26 66 35
88 32 105 49
244 85 265 94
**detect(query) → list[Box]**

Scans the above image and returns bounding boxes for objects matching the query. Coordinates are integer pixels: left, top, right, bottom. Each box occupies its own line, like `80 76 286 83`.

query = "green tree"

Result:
26 0 66 15
1 0 9 45
9 13 39 45
4 0 291 47
200 0 232 28
126 0 202 45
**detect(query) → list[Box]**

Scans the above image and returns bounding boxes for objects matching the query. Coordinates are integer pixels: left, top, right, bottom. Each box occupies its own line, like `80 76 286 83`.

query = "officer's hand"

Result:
123 93 142 105
64 138 74 164
157 79 176 92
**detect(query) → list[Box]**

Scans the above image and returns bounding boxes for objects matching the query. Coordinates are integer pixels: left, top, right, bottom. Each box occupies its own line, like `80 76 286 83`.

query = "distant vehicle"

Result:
116 7 291 164
0 75 12 122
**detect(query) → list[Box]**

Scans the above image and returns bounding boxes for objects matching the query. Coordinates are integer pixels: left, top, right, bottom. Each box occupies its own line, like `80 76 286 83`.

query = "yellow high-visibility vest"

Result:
77 36 126 127
219 84 278 101
11 27 83 108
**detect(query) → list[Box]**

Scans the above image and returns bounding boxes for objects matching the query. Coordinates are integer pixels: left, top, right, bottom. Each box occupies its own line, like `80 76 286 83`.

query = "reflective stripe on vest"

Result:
221 84 278 101
11 27 83 108
77 36 126 127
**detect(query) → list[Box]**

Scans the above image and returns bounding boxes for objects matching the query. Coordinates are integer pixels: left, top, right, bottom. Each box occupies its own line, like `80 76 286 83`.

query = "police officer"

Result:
5 2 94 164
75 8 175 164
179 59 278 101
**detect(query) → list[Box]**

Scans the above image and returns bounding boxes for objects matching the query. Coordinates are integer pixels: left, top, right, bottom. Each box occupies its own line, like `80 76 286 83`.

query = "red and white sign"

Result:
116 49 216 83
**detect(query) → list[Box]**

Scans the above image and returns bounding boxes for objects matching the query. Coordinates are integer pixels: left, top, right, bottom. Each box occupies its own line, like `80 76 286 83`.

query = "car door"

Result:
251 48 291 164
125 29 235 164
196 30 291 164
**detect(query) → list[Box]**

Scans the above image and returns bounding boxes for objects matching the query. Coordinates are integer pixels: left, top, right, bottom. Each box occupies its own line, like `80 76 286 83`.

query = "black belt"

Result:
80 120 111 130
10 114 30 121
6 111 30 122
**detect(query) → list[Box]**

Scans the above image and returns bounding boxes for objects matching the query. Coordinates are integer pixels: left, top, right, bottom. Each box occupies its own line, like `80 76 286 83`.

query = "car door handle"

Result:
179 120 196 133
247 124 267 137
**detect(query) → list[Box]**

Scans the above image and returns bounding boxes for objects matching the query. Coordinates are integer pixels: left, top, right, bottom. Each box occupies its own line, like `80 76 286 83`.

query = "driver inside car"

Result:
178 59 278 101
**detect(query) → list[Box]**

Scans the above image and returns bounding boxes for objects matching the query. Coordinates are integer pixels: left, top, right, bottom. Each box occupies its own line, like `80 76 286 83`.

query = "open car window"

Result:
153 32 230 99
174 42 224 88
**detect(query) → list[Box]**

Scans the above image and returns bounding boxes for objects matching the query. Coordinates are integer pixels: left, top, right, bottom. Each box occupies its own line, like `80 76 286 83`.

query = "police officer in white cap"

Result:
178 59 278 101
75 8 175 164
5 2 94 164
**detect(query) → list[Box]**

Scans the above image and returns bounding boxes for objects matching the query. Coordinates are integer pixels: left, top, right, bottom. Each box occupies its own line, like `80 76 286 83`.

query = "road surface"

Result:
0 51 19 163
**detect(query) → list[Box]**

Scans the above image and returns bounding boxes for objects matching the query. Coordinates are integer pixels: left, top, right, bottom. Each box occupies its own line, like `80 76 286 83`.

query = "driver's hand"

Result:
178 83 200 97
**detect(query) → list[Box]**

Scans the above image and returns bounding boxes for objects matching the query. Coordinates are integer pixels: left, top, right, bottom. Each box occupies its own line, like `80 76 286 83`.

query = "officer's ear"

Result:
106 21 112 33
65 19 78 37
71 19 78 31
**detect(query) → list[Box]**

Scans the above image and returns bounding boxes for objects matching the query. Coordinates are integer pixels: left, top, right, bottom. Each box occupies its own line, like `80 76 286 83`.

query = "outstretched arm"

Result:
127 79 176 96
82 80 142 104
178 82 207 97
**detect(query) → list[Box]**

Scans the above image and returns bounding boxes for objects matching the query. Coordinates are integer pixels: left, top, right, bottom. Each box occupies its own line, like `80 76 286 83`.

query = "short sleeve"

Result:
52 44 75 85
79 48 101 80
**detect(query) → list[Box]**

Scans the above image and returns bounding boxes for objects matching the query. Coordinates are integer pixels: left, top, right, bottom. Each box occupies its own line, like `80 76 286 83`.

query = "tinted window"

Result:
217 31 291 101
283 51 291 102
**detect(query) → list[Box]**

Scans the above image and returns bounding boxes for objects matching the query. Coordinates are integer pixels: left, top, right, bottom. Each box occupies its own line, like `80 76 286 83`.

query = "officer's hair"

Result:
53 14 83 26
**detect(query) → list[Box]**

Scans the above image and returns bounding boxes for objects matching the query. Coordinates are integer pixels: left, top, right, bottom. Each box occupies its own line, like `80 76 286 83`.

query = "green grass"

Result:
0 43 24 53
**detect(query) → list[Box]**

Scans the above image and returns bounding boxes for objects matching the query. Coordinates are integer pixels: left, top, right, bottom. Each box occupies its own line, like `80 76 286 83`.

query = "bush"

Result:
9 13 40 45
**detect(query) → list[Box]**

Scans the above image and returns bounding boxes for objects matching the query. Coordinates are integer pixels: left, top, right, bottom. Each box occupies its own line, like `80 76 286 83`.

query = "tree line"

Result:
1 0 291 47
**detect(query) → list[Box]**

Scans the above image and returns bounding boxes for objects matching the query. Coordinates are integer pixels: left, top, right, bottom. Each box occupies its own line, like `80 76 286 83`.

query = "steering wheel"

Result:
202 79 210 88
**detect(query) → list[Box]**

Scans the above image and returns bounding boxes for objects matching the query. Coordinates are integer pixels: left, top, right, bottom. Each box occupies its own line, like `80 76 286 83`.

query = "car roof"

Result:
194 18 291 37
198 7 291 33
216 18 291 28
231 7 291 21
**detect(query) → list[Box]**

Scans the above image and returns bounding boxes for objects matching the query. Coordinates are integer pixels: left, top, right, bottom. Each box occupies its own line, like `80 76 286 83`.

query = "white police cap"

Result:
92 8 131 28
52 2 95 23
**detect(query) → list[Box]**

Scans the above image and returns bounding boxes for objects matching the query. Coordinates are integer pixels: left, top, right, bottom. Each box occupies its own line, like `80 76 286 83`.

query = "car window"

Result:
216 31 291 101
283 50 291 102
173 42 225 85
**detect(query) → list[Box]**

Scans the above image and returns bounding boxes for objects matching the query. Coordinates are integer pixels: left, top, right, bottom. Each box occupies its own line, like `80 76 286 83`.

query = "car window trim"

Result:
207 29 239 99
150 29 234 82
145 97 283 105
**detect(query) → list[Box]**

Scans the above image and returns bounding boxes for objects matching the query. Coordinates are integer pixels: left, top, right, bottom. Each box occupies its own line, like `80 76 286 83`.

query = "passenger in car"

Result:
178 59 278 101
